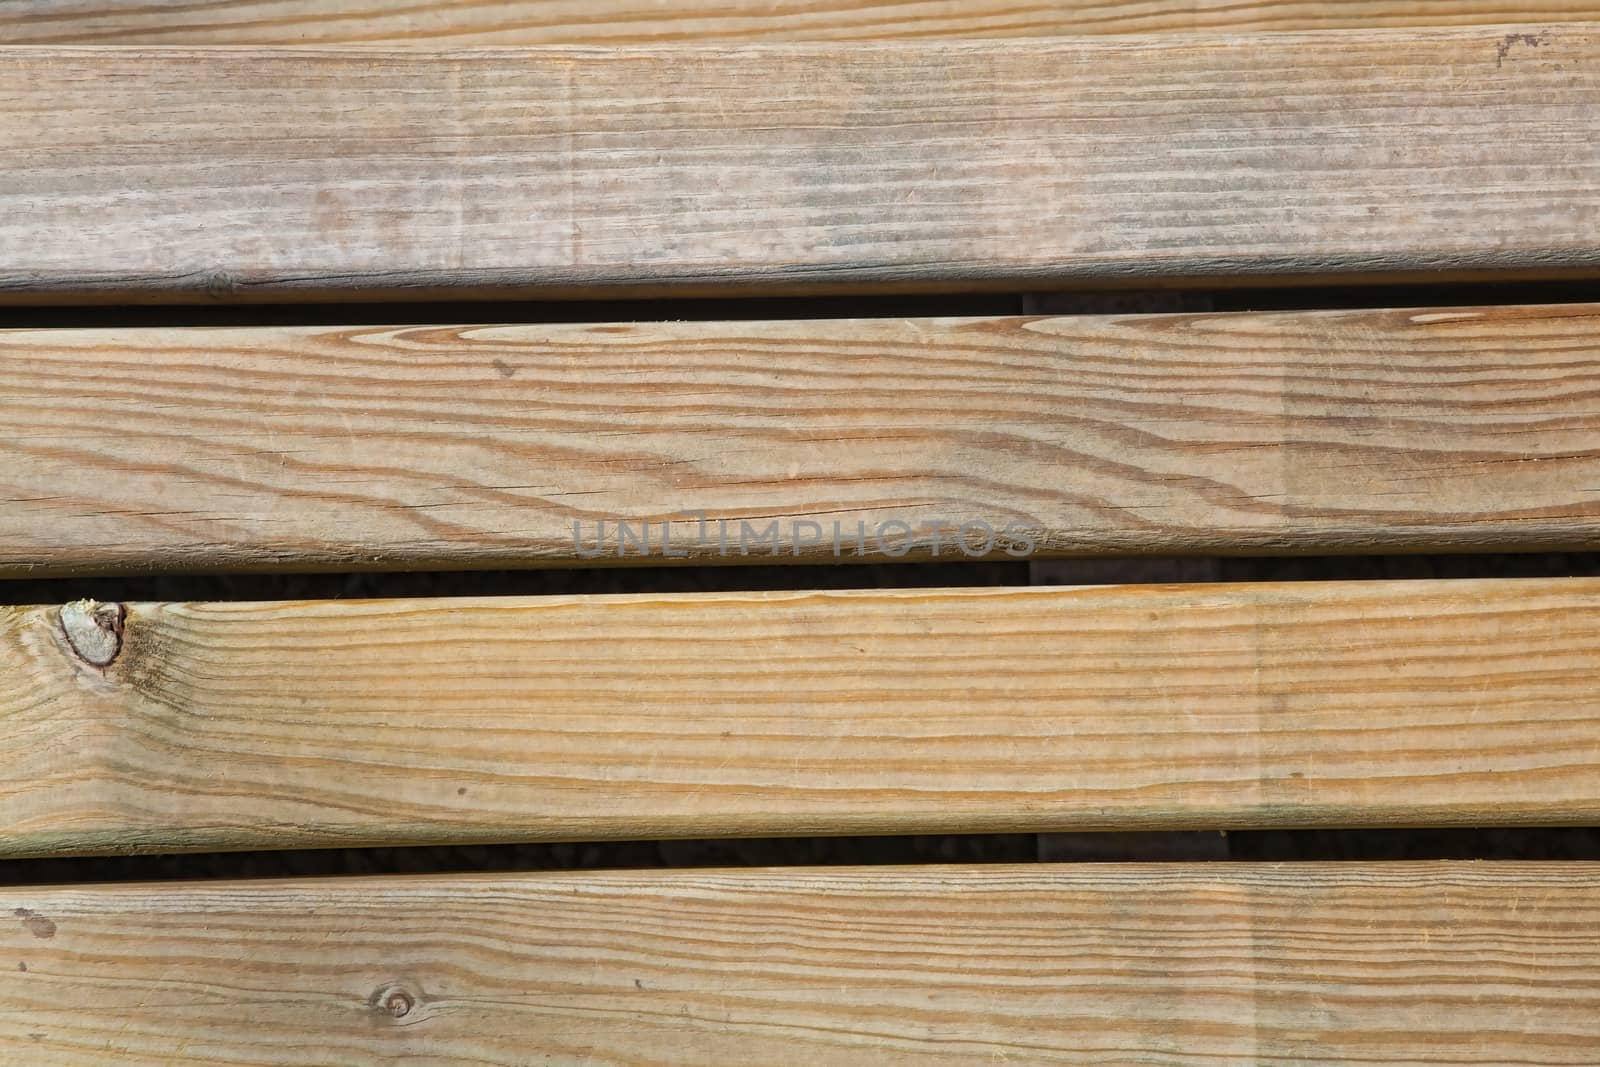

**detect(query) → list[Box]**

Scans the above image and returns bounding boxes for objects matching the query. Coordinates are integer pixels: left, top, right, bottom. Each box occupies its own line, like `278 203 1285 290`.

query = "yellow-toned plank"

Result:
4 863 1600 1064
4 579 1598 857
0 0 1594 44
5 305 1600 576
1 30 1598 302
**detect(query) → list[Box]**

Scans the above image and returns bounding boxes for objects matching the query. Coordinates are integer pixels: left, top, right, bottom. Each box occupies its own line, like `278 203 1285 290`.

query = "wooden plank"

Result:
6 305 1600 576
4 578 1598 857
1 30 1598 303
2 0 1595 45
4 863 1600 1064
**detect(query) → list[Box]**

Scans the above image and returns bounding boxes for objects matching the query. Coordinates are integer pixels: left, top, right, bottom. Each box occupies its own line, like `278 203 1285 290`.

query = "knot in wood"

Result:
371 983 416 1020
60 599 125 667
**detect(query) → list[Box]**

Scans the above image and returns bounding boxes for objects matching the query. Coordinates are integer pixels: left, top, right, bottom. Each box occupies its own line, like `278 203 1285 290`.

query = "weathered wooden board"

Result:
4 579 1598 857
5 305 1600 576
0 0 1593 44
1 29 1597 302
5 863 1600 1064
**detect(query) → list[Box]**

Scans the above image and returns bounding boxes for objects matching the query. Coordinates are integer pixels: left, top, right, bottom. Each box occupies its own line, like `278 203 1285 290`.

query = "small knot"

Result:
371 983 417 1020
203 270 238 299
59 600 125 668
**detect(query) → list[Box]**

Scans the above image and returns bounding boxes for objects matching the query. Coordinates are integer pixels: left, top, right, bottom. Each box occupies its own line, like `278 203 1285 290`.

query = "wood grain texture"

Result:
4 578 1599 857
1 29 1598 302
2 0 1596 44
5 863 1600 1064
7 305 1600 576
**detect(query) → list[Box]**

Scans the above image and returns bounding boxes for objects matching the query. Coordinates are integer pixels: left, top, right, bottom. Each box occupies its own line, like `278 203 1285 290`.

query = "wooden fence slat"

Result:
1 0 1595 45
4 578 1599 856
5 305 1600 576
5 862 1600 1064
1 29 1598 302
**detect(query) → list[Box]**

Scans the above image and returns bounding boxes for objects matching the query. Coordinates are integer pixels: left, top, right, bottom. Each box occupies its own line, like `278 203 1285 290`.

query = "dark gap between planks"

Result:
2 554 1596 606
4 830 1600 886
0 280 1596 327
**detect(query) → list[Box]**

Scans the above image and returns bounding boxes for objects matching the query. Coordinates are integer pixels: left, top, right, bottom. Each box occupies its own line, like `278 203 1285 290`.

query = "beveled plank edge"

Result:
4 249 1597 307
6 800 1599 860
4 0 1600 47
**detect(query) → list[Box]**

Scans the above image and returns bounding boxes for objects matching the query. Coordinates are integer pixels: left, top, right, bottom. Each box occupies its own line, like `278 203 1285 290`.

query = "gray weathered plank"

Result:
1 29 1597 302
